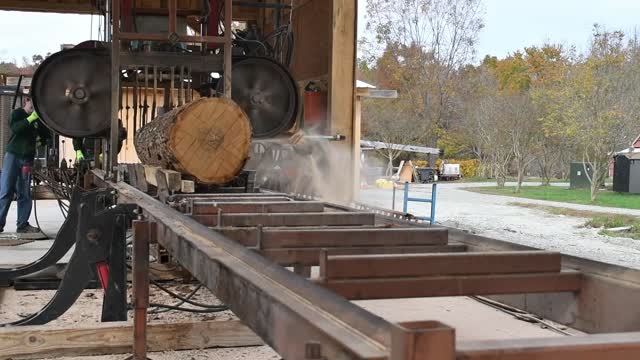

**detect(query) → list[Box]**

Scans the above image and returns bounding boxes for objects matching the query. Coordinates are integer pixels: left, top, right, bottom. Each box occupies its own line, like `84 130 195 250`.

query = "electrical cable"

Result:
124 263 228 313
148 284 201 314
150 278 227 309
149 303 227 314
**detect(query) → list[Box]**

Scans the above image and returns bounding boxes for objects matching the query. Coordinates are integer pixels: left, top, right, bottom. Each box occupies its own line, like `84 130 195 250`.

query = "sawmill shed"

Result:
2 0 364 199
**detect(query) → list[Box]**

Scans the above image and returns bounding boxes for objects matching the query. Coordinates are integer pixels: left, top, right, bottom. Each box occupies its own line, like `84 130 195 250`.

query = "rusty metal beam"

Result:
191 201 325 214
177 196 293 203
260 245 468 267
456 333 640 360
193 212 376 227
217 227 448 248
170 193 288 199
93 172 390 359
321 271 582 300
322 251 562 279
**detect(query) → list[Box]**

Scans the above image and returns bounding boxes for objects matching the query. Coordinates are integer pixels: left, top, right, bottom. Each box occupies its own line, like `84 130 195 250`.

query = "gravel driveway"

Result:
359 182 640 269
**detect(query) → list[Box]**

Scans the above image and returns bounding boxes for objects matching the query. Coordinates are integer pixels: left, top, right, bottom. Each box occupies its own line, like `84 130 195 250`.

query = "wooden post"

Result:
132 220 150 360
329 0 357 202
224 0 232 98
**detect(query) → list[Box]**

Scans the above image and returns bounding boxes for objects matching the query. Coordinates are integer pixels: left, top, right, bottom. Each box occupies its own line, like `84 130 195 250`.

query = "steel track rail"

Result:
93 170 391 360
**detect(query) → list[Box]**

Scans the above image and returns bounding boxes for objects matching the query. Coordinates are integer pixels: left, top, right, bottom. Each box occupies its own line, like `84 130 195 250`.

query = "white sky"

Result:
1 1 640 64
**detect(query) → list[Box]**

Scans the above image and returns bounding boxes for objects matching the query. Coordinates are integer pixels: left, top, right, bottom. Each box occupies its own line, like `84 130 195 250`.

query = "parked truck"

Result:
439 163 461 181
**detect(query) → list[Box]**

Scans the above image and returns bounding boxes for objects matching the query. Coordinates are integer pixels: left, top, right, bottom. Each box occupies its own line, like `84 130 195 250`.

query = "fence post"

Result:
430 184 437 225
392 185 397 211
403 182 409 213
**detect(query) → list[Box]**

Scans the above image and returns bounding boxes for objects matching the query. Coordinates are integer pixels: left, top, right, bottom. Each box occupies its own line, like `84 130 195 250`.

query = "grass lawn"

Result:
466 186 640 210
510 202 640 240
458 176 567 183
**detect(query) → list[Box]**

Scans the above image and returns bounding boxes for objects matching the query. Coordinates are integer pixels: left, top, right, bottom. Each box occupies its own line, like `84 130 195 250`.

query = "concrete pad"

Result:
0 200 68 266
355 297 578 342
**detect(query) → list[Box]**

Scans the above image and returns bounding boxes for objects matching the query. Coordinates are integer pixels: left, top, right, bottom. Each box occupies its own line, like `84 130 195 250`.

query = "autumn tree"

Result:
561 26 640 201
526 45 573 185
364 0 484 149
362 96 427 176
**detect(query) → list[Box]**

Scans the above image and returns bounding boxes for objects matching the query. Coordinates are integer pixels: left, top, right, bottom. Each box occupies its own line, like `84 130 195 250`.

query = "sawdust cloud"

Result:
249 133 355 205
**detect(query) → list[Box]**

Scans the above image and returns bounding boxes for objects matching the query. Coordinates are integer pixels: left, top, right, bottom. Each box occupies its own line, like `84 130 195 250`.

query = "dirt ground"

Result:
0 283 280 360
0 279 572 360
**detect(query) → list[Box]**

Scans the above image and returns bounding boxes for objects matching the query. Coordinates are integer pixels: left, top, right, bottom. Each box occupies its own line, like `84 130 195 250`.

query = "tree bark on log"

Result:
135 98 252 184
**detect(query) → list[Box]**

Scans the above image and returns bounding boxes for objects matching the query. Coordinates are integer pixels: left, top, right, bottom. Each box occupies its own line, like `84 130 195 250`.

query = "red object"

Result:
96 261 110 290
121 0 134 33
304 91 328 133
207 0 221 49
21 164 30 177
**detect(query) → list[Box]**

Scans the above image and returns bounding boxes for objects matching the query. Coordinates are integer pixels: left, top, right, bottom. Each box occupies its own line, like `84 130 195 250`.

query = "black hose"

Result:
149 303 228 314
151 279 226 309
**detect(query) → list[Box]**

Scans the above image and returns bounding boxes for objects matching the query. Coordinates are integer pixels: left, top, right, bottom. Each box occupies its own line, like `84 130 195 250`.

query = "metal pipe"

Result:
392 185 396 211
403 182 409 213
430 183 437 225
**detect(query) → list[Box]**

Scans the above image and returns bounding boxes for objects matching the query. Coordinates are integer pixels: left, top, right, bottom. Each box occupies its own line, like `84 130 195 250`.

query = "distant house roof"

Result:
361 140 440 155
356 80 376 89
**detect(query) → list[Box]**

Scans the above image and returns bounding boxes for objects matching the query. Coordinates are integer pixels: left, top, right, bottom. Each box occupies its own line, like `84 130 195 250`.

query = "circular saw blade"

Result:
219 57 298 138
31 48 112 138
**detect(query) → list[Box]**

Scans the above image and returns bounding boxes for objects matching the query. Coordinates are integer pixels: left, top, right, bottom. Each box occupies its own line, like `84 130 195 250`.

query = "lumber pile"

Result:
135 98 252 184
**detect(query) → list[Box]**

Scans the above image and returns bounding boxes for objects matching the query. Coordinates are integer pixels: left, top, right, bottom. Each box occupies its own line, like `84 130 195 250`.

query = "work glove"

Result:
27 111 39 123
76 150 85 161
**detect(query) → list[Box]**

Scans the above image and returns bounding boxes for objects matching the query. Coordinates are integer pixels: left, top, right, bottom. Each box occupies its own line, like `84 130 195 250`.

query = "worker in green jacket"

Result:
73 120 127 163
0 97 50 234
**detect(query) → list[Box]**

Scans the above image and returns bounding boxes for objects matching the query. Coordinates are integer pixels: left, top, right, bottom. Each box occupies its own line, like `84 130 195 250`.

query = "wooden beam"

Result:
143 166 182 192
456 333 640 360
0 0 95 14
320 271 582 300
322 251 562 279
192 212 376 227
181 180 195 193
0 320 262 359
191 201 326 214
329 0 357 201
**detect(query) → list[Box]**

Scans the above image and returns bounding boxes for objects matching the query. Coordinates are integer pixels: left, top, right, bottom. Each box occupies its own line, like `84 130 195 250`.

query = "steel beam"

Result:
191 201 326 214
94 172 390 359
322 251 562 279
456 333 640 360
260 245 468 267
176 196 292 203
119 52 223 71
192 212 376 227
217 227 448 248
320 271 582 300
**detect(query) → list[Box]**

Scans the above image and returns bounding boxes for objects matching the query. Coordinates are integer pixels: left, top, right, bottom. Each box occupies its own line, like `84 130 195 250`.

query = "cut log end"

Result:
135 97 252 184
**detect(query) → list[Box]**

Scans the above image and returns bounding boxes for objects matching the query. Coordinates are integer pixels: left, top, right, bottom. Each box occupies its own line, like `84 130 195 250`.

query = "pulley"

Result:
31 48 112 138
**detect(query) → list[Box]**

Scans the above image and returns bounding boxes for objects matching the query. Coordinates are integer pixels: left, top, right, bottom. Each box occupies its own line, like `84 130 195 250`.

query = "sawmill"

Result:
1 1 640 360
